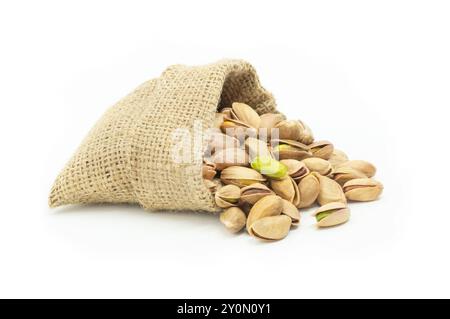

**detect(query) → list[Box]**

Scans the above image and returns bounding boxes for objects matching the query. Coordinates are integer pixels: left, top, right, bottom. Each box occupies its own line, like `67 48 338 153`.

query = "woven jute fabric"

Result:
49 59 277 212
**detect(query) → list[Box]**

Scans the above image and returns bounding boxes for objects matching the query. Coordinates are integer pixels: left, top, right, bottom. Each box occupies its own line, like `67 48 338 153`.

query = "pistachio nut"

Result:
270 176 301 207
220 166 266 188
280 159 309 181
313 202 350 227
297 120 314 145
207 132 240 154
219 107 233 119
308 140 334 160
302 158 333 176
231 102 261 128
202 162 216 180
281 199 300 225
275 120 303 141
343 178 383 201
220 118 255 139
336 160 376 178
204 178 221 193
298 173 320 208
271 139 312 161
215 184 241 208
333 167 367 186
250 156 288 179
220 207 247 233
246 195 283 234
245 137 271 160
328 149 349 167
240 183 273 205
259 113 285 131
212 147 249 171
314 172 347 206
249 215 291 240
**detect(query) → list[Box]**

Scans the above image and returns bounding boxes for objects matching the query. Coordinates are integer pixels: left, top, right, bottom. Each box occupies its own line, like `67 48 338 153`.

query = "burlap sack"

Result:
49 59 277 212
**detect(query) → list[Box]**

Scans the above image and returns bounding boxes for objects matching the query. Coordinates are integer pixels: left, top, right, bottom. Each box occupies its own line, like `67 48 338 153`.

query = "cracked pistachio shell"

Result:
270 176 301 207
280 159 309 181
302 158 333 176
250 156 288 179
215 184 241 208
220 118 256 139
297 120 314 145
281 199 300 225
212 147 249 171
271 139 313 161
208 132 240 154
245 137 271 160
298 173 320 208
313 202 350 227
343 178 383 201
231 102 261 128
308 140 334 160
328 149 349 167
259 113 285 131
202 162 216 180
314 172 347 206
219 107 233 119
220 166 266 188
214 113 225 129
240 183 273 205
250 215 291 241
246 195 283 234
333 167 367 186
220 207 247 233
336 160 376 178
275 120 303 141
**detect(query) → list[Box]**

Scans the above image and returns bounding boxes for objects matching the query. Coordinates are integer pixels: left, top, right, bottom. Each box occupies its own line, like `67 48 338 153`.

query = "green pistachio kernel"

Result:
251 156 288 179
316 211 333 222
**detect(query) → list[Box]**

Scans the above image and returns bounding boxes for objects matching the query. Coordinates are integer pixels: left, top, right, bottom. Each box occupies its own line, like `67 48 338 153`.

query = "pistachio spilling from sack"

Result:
205 103 383 241
343 178 383 201
220 207 247 233
215 184 241 208
240 183 273 205
314 202 350 227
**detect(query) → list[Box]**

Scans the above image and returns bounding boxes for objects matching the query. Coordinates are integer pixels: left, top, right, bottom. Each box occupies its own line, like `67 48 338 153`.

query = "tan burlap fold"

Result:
49 59 277 212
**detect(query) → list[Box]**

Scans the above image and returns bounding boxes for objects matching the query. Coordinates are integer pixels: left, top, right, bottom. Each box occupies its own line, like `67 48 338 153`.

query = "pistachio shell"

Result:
204 178 221 193
271 139 312 161
250 215 291 240
207 132 240 154
231 102 261 128
220 118 255 139
298 173 320 208
250 156 288 179
302 158 333 176
343 178 383 201
275 120 303 141
336 160 376 178
313 202 350 227
220 107 233 119
281 199 300 225
214 113 224 129
308 140 334 160
328 149 349 167
297 120 314 145
212 148 249 171
270 176 301 207
314 173 347 206
220 166 266 188
333 167 367 186
220 207 247 233
202 163 216 180
240 183 273 205
259 113 285 131
280 159 309 181
215 184 241 208
246 195 283 234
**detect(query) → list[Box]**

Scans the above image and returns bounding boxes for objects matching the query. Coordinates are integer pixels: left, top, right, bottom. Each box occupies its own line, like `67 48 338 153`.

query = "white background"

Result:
1 0 449 298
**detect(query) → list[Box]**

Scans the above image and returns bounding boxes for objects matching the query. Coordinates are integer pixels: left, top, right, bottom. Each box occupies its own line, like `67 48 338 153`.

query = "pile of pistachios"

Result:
203 102 383 241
